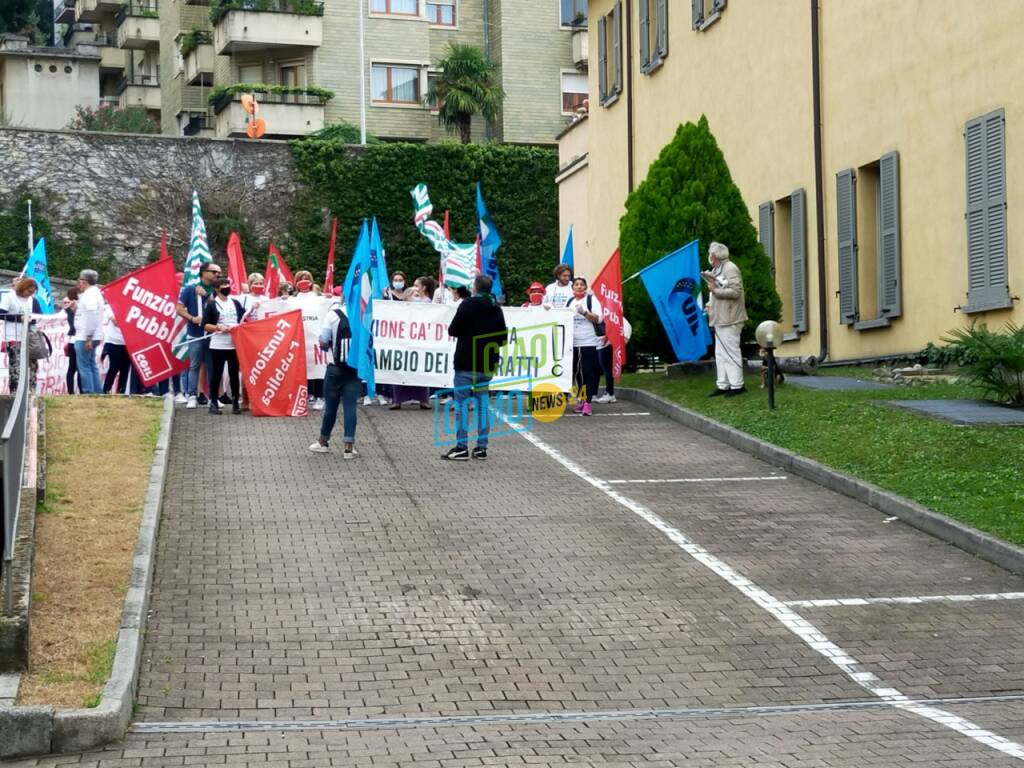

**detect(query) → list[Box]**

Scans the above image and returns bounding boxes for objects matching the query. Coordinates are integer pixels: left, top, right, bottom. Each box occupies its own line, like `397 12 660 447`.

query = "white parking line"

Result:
786 593 1024 609
592 412 652 417
607 476 786 485
511 422 1024 762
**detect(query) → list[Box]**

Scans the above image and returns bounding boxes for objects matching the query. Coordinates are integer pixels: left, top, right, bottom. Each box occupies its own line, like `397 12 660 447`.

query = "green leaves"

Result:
66 105 158 135
425 44 505 144
619 116 782 358
942 323 1024 405
207 83 334 105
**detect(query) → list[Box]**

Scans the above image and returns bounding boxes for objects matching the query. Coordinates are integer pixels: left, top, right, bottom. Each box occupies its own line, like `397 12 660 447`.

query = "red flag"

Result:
159 232 171 261
323 218 337 295
443 209 450 240
268 243 294 285
593 250 626 379
264 256 279 298
233 310 308 417
227 232 247 294
102 258 189 387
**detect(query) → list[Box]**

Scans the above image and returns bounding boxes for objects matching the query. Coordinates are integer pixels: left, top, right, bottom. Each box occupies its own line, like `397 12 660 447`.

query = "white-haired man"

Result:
702 242 748 397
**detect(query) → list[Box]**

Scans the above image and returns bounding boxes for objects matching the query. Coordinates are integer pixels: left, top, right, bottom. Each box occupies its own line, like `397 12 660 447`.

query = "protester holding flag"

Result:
175 262 221 408
567 277 603 416
76 269 105 394
309 301 359 458
0 277 43 394
202 277 244 415
543 264 575 310
702 241 748 397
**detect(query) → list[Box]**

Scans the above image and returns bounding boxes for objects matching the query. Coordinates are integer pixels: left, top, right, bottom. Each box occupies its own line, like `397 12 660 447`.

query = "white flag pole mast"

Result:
359 0 367 145
22 199 34 277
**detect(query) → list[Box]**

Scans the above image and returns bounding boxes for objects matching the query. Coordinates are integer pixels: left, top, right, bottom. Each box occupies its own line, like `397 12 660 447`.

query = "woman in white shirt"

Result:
202 277 245 414
567 277 603 416
0 277 42 394
101 303 130 394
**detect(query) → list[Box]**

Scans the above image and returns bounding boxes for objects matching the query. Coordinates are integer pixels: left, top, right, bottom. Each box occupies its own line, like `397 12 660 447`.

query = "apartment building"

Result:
144 0 587 143
563 0 1024 362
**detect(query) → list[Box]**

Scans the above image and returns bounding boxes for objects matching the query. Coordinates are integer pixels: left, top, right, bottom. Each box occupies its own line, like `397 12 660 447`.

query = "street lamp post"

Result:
755 320 783 410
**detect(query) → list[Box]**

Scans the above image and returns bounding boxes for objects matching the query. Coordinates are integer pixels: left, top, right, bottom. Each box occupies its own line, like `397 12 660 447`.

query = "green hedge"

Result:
208 83 334 105
286 140 559 302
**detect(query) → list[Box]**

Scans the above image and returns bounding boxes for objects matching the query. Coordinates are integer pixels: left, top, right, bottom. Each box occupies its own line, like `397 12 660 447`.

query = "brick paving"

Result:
10 399 1024 766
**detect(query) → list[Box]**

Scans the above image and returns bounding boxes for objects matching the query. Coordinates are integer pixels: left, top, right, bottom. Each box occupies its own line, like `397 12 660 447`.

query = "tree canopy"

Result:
424 44 504 144
0 0 54 45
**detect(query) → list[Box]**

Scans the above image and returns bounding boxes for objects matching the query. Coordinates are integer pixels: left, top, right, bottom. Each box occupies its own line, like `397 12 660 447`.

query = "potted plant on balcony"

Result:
179 28 212 58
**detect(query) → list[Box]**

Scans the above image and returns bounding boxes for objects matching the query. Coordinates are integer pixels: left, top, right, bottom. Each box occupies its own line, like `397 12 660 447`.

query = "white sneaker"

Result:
376 394 389 406
312 398 325 411
343 446 359 460
174 393 187 405
362 395 373 406
595 392 617 404
308 441 329 454
186 396 197 409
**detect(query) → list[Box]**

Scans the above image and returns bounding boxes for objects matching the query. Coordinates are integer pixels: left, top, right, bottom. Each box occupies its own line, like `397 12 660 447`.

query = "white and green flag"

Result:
411 183 477 289
172 191 213 360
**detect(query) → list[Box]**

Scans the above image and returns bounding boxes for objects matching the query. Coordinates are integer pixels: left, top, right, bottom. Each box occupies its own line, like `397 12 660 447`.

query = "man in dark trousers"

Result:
444 274 508 461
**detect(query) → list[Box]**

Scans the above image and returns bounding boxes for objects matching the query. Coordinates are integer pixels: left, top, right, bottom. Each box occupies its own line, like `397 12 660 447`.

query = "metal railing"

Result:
2 318 31 617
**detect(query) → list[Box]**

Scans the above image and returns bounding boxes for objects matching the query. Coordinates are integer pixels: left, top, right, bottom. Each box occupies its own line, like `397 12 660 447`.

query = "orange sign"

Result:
240 93 257 115
246 118 266 139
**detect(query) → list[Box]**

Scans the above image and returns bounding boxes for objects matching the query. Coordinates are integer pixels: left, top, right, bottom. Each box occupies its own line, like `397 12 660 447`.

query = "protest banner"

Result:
233 310 308 417
371 302 573 392
0 314 109 395
102 259 189 387
592 250 626 379
250 295 331 379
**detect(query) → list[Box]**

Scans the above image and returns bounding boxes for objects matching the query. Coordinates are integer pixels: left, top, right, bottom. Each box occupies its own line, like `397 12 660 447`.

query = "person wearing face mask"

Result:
384 271 407 301
522 281 545 308
566 277 603 416
701 241 748 397
202 277 246 414
293 270 328 411
390 276 436 411
176 262 221 408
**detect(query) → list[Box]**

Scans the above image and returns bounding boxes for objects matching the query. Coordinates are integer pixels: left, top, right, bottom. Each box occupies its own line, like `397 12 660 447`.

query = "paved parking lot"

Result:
10 398 1024 766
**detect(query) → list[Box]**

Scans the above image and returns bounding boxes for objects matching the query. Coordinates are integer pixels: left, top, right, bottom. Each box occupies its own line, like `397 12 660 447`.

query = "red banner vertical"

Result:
323 217 337 295
102 259 190 387
233 310 308 417
593 250 626 379
227 232 247 294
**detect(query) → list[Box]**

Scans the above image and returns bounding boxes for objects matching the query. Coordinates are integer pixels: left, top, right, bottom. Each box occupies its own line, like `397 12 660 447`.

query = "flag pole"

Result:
358 0 367 145
26 199 33 259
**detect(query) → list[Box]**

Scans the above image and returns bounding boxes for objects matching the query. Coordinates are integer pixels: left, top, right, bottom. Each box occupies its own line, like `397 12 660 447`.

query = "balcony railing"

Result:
54 0 77 24
116 3 160 48
117 73 160 93
212 89 327 137
210 0 324 25
211 1 323 53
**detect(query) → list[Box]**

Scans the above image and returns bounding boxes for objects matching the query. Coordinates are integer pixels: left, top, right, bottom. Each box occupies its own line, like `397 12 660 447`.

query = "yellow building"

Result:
562 0 1024 362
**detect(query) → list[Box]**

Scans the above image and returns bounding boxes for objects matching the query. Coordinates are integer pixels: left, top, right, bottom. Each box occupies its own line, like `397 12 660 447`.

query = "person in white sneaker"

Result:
595 317 631 404
309 300 359 459
567 278 603 417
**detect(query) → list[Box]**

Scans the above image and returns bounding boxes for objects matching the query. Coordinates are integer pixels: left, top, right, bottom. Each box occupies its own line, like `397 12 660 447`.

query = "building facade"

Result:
563 0 1024 362
0 34 100 130
53 0 586 143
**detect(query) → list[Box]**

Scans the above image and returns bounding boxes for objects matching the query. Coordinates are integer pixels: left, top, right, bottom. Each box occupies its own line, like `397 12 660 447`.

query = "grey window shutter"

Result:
791 189 808 333
639 0 650 70
597 16 607 101
965 109 1010 311
656 0 668 59
612 2 622 94
879 151 902 318
758 201 774 272
836 168 859 324
712 0 727 11
692 0 703 29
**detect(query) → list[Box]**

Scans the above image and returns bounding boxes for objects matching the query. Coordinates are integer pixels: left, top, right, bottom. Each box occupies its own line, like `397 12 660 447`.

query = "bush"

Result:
619 116 781 358
209 0 323 24
920 341 976 369
287 140 558 301
942 323 1024 406
179 29 212 57
308 123 381 144
67 105 158 134
207 83 334 105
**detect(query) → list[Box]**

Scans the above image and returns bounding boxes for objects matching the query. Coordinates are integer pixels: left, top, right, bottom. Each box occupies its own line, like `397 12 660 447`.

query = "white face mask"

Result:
392 280 405 291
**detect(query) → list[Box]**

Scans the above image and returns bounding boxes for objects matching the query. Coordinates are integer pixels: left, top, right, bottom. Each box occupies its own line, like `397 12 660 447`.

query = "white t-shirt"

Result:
0 291 33 342
568 293 603 348
209 296 240 350
103 304 125 345
543 281 575 310
77 285 105 341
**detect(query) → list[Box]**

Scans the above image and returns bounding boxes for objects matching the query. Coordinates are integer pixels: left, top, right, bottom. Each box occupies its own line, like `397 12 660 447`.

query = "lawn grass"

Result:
17 396 164 708
621 369 1024 547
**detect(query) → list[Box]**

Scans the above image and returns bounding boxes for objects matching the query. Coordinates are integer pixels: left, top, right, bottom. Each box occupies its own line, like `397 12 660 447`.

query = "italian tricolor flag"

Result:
264 244 294 298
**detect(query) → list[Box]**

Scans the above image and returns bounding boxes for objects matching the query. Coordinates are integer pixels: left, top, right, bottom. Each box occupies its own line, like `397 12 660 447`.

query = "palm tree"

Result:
425 44 504 144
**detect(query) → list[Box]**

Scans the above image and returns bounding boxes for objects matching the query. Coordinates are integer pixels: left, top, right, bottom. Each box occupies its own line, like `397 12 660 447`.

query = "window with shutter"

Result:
964 109 1011 313
612 2 622 95
691 0 703 29
656 0 668 60
597 16 607 101
878 151 902 318
836 168 859 325
639 0 650 71
759 202 774 273
791 189 808 333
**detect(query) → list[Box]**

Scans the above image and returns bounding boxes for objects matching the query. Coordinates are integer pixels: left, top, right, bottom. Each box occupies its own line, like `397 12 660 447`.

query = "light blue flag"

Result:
562 226 574 271
23 239 55 313
343 220 370 370
475 183 503 299
357 219 387 390
637 240 713 362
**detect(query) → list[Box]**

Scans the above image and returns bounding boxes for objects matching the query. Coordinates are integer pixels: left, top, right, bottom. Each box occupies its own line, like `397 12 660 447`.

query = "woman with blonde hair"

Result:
0 277 43 393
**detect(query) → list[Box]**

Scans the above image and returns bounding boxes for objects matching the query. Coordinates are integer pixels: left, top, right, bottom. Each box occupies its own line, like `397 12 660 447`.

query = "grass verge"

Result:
621 369 1024 547
17 396 164 708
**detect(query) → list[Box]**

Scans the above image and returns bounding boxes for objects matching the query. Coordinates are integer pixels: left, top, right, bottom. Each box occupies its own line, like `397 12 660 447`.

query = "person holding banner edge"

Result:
702 242 748 397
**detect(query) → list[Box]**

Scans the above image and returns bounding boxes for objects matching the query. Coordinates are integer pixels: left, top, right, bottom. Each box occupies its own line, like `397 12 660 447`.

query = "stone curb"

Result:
618 387 1024 576
0 395 174 760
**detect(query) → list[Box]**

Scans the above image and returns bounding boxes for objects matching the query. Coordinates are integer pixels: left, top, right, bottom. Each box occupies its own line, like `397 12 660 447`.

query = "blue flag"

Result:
344 220 370 370
561 226 574 271
24 238 55 313
638 240 713 362
475 183 503 299
357 219 387 390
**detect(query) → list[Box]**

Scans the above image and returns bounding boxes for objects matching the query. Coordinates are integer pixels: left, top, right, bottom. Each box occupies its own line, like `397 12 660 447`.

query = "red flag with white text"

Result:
593 249 626 379
102 258 189 387
233 309 308 417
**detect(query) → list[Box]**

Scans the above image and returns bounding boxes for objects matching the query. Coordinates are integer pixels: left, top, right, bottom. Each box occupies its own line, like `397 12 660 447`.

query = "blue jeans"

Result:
454 370 492 449
320 363 360 444
185 336 210 397
74 339 102 394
